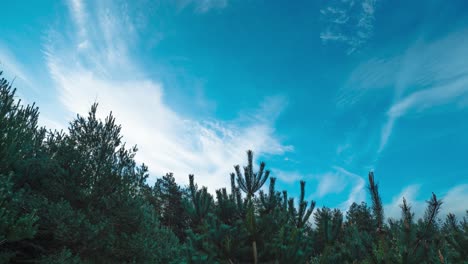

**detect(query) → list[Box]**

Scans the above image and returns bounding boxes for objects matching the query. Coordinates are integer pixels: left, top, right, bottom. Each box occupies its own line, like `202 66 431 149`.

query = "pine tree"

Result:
155 172 189 241
367 171 391 264
235 150 269 199
368 172 384 235
342 202 374 262
187 174 213 228
0 174 38 262
0 72 43 262
259 179 316 263
314 207 343 256
233 150 270 264
287 180 316 229
259 177 281 215
443 211 468 262
2 70 468 263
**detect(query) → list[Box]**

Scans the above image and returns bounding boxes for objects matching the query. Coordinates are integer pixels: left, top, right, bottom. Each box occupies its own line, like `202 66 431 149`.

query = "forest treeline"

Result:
1 71 467 263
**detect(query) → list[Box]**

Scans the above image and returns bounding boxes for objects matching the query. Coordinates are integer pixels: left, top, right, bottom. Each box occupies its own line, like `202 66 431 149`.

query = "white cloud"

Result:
377 115 396 154
388 76 468 119
336 57 400 107
384 184 468 220
439 184 468 218
337 29 468 154
336 142 351 155
335 141 357 165
308 166 366 210
320 0 378 54
273 170 304 184
177 0 228 13
0 45 34 91
344 178 366 209
68 0 87 39
197 0 227 13
43 0 291 191
334 166 366 210
384 184 424 220
315 172 347 197
378 36 468 153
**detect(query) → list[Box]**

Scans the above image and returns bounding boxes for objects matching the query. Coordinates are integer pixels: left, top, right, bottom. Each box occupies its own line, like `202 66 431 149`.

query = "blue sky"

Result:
1 0 467 218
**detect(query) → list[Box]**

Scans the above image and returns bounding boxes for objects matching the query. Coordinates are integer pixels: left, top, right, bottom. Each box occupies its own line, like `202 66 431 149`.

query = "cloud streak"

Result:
308 166 366 210
274 170 304 184
320 0 378 54
43 0 291 191
378 31 468 154
334 166 366 210
388 76 468 118
177 0 228 13
0 45 34 91
337 29 468 155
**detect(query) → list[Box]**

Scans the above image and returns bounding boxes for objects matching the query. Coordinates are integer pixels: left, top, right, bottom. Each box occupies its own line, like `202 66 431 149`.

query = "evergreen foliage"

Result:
1 71 467 263
155 172 189 241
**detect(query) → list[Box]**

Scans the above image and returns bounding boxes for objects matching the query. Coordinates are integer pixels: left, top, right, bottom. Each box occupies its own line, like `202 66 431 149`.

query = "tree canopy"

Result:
1 71 467 263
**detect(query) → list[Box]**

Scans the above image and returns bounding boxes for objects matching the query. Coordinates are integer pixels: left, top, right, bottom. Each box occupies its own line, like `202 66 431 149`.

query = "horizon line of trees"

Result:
1 71 467 263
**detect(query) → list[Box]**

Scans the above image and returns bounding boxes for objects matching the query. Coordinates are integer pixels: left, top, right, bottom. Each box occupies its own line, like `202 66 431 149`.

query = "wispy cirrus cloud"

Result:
320 0 378 54
334 166 366 210
336 57 399 107
0 45 34 91
378 31 468 154
177 0 228 13
337 29 468 155
377 75 468 153
388 77 468 119
69 0 87 41
315 172 348 197
43 0 291 191
308 166 366 210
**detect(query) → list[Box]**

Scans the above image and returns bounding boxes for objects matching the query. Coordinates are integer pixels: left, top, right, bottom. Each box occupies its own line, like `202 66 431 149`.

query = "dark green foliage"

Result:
1 71 467 263
367 171 390 264
155 172 189 240
443 212 468 262
234 150 270 264
259 177 281 215
258 179 316 262
234 150 269 199
314 207 343 251
346 202 373 233
0 174 38 262
368 171 384 233
0 72 183 263
344 202 375 261
0 72 42 262
288 180 316 228
188 174 213 225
